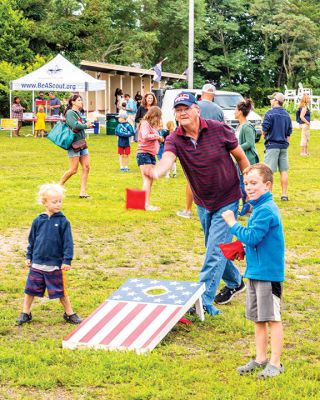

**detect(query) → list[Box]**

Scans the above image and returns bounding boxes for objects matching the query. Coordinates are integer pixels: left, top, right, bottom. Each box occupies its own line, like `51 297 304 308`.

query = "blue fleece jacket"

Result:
230 192 285 282
262 106 292 149
115 122 134 147
26 212 73 267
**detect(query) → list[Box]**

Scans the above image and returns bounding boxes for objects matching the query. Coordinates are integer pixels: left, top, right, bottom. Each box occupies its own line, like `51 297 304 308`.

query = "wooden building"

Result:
80 60 186 113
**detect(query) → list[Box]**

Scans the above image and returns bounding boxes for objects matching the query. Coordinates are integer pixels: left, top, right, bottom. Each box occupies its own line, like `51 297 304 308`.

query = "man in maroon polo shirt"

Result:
145 91 250 315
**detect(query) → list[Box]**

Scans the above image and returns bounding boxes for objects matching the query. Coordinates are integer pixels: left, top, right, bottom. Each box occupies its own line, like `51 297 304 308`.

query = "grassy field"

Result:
0 126 319 399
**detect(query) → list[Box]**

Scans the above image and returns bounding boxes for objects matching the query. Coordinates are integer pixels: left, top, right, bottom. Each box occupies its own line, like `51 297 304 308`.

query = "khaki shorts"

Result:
264 148 289 172
246 279 283 322
300 124 310 146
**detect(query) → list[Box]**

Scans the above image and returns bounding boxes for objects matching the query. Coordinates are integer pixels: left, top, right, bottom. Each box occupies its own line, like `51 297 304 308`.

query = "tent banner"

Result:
11 81 84 92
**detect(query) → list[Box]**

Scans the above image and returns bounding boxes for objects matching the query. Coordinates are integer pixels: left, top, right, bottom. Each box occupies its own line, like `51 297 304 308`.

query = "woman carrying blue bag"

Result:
59 95 93 198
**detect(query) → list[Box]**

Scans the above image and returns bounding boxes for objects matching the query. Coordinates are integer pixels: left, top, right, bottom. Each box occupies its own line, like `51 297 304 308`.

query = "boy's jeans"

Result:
197 200 242 311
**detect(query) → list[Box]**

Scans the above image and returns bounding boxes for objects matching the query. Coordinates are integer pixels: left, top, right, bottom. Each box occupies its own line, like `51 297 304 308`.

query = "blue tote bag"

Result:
47 122 74 150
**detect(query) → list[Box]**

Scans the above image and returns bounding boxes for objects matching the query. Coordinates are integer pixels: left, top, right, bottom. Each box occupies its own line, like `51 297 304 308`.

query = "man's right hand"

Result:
25 259 31 267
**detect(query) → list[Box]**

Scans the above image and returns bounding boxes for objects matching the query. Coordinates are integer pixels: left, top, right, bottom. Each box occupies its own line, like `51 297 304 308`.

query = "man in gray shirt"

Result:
198 83 224 122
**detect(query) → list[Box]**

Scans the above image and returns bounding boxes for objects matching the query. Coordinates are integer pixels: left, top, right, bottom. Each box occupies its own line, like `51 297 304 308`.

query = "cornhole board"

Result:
63 278 205 353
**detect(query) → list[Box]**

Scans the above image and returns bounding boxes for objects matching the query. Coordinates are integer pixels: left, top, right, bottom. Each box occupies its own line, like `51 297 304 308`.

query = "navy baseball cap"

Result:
174 91 197 108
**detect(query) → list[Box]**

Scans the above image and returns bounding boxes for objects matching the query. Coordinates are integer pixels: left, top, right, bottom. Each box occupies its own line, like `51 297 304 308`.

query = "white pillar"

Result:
107 74 111 113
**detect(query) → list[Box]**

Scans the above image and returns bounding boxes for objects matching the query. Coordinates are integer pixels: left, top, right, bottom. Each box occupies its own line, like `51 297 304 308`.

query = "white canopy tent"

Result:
9 54 106 129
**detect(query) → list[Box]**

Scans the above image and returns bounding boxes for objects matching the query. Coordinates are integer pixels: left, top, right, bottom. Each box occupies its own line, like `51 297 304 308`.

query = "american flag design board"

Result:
63 278 205 353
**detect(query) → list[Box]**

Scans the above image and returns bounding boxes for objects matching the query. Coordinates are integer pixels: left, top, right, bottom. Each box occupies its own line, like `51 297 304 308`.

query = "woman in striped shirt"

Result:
11 96 25 137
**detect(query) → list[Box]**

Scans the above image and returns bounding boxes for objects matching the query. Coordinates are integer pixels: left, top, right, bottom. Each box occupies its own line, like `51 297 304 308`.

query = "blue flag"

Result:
153 62 162 82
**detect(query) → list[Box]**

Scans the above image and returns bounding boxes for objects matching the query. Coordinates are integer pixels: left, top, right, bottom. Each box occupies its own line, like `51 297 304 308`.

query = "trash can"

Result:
93 121 100 134
106 113 118 135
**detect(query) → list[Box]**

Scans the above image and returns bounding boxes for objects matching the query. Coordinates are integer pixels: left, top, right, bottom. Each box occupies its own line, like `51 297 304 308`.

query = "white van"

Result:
160 89 262 141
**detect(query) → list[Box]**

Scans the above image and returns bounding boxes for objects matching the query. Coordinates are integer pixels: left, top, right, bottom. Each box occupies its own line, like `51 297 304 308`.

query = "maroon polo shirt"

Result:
164 118 241 211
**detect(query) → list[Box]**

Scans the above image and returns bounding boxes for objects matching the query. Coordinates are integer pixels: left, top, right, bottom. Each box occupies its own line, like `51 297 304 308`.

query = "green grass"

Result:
0 126 320 399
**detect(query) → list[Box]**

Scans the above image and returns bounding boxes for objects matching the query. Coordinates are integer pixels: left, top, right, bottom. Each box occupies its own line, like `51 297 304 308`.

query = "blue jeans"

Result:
197 200 242 310
237 165 246 204
157 144 164 161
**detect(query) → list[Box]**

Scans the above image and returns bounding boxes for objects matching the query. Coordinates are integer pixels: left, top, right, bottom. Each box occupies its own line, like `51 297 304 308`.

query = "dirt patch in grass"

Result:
295 274 314 280
0 386 86 400
0 229 28 259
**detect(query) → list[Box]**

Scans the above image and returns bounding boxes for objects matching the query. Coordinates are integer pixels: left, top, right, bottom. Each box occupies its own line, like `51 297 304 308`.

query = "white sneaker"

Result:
176 210 192 218
146 205 161 211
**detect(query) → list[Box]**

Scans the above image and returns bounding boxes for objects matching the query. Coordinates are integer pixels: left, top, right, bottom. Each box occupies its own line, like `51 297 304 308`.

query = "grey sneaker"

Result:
176 210 192 219
237 359 268 375
257 363 284 379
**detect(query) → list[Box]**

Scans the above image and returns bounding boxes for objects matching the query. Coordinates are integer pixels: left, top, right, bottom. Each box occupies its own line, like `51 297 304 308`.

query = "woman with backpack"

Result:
235 98 259 216
297 95 311 156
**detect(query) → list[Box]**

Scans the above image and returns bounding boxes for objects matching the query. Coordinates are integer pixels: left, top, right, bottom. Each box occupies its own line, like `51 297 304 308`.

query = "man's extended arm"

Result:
144 151 176 179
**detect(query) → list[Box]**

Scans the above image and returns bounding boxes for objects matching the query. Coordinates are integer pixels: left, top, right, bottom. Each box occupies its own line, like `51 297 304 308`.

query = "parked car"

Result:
160 89 262 142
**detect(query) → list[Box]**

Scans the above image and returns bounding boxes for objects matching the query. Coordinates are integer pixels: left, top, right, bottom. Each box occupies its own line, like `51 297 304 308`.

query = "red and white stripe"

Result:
63 300 182 353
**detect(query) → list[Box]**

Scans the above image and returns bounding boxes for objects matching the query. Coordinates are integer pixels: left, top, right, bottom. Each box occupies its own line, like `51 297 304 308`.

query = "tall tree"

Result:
77 0 158 67
0 0 33 63
196 0 257 91
251 0 320 87
138 0 206 73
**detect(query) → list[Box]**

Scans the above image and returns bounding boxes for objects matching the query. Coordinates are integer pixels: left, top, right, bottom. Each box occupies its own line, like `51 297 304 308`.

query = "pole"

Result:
9 90 12 118
32 90 34 136
9 89 12 138
86 91 89 115
188 0 194 89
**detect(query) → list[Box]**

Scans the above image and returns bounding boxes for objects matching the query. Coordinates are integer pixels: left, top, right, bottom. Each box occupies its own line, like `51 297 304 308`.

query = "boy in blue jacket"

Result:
17 184 82 325
222 163 285 379
115 111 135 171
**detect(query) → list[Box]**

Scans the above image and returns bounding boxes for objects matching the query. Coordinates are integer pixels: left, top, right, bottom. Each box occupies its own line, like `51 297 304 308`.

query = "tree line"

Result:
1 0 320 114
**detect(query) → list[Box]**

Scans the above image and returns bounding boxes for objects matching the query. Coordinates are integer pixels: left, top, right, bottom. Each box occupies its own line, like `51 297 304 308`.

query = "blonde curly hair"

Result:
37 183 65 204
